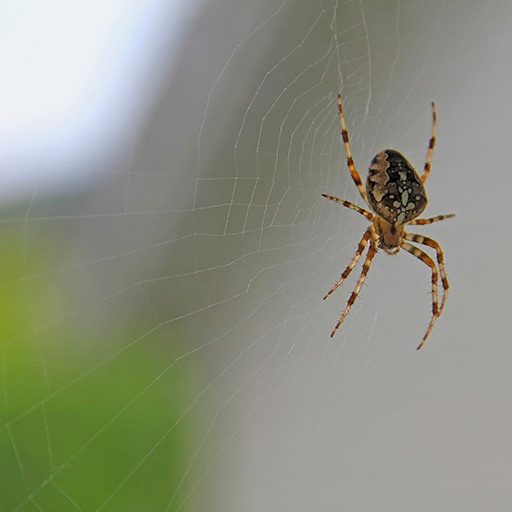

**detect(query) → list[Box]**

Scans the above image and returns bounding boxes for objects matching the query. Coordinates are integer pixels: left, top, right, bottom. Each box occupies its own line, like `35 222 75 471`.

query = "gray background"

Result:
3 0 512 510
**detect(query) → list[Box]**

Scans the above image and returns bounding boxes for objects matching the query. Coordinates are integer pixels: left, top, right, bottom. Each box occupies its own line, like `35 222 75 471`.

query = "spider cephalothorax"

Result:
322 94 455 350
372 216 404 255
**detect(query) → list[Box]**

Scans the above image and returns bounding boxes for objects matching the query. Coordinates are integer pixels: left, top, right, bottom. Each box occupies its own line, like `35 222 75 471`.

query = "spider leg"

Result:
408 213 454 225
400 241 439 350
323 228 372 300
321 194 374 220
421 101 437 183
337 94 368 204
405 233 450 316
329 242 377 338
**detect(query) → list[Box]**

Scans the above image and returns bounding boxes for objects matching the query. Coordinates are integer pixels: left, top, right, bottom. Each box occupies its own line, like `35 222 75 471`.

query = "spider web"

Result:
2 0 512 511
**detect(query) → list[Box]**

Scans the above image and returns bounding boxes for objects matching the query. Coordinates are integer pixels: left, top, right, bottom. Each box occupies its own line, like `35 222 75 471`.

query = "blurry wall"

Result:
1 1 512 511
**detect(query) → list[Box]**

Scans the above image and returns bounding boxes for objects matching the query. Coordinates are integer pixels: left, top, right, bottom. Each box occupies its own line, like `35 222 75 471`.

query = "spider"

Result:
322 94 455 350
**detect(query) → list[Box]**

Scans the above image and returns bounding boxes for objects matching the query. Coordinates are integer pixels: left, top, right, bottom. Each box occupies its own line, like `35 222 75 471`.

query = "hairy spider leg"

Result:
405 233 450 315
329 242 377 338
421 101 437 183
323 228 372 300
321 194 373 220
408 213 454 225
401 241 440 350
337 94 368 204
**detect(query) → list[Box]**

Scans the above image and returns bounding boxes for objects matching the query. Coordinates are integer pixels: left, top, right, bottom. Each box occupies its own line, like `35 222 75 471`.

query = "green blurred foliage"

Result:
0 227 200 511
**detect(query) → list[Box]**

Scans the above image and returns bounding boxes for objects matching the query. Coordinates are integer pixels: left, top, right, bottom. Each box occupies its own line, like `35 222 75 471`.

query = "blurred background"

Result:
1 0 511 511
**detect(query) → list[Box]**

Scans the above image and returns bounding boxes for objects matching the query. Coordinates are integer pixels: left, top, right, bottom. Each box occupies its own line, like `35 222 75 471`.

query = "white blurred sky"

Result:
0 0 198 202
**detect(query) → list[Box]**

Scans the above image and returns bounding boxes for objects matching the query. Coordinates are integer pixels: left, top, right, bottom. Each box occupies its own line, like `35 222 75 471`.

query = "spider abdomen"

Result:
366 149 427 225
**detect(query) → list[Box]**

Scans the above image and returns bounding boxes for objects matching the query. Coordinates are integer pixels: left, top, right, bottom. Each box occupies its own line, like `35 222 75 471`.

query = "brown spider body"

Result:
367 149 428 225
322 94 455 350
371 216 404 255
